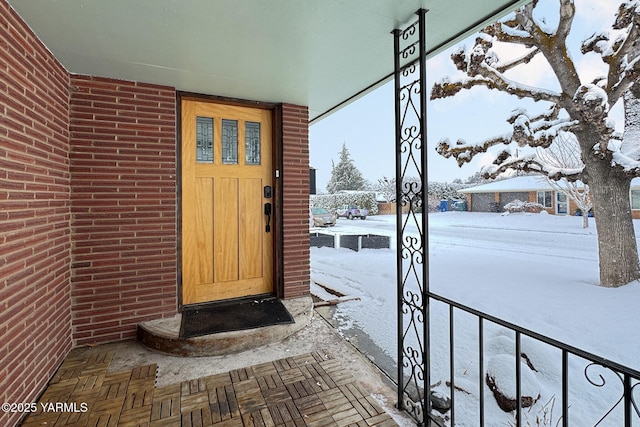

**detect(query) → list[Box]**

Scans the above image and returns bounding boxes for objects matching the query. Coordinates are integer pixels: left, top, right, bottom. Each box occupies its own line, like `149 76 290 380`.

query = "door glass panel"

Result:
196 117 213 163
245 122 261 165
222 119 238 164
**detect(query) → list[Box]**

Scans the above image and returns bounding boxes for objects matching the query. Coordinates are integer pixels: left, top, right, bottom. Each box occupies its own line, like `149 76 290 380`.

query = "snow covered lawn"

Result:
311 212 640 425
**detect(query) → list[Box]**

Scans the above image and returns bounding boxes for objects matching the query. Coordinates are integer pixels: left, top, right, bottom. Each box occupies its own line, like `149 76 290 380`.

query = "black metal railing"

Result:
392 9 640 426
425 292 640 426
394 8 430 424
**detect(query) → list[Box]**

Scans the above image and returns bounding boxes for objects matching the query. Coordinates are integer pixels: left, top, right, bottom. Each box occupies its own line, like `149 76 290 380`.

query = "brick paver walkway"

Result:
21 350 399 426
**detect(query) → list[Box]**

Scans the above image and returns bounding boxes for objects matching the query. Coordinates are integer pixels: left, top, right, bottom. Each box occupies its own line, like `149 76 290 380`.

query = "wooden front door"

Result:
181 99 274 305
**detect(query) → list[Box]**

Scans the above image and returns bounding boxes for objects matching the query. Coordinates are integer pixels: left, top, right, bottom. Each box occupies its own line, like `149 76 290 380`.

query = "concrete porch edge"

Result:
137 296 314 357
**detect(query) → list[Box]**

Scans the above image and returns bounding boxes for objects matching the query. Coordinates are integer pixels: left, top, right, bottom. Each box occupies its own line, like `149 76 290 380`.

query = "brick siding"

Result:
69 76 178 345
1 3 311 423
281 104 311 298
0 1 73 425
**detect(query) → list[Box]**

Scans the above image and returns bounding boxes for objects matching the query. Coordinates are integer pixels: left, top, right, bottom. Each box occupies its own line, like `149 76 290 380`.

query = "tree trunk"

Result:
582 213 588 229
587 160 640 287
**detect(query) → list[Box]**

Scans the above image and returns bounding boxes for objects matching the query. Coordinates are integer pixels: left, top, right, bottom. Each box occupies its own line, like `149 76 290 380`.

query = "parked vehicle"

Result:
336 205 368 220
311 207 337 227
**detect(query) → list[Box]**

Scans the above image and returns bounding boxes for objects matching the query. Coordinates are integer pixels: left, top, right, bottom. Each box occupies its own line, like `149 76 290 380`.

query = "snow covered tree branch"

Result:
431 0 640 287
431 36 563 104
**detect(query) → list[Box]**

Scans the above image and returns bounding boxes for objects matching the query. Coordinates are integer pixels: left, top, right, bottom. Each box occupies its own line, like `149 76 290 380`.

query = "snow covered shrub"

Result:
310 192 379 215
426 181 469 212
314 181 468 214
503 199 545 213
486 354 541 412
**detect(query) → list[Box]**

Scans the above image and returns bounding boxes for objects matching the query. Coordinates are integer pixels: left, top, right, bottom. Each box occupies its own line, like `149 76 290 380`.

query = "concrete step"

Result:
137 296 313 357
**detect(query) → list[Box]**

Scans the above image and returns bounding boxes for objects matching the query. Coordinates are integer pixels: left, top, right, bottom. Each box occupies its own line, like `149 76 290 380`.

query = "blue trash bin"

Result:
439 200 448 212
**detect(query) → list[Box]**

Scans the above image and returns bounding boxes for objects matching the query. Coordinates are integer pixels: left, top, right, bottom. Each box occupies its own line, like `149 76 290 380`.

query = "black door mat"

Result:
179 297 295 339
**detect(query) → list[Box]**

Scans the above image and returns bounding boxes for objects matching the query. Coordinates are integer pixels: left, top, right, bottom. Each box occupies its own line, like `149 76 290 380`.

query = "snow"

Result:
513 114 531 137
500 23 531 39
486 354 541 401
532 119 579 142
458 175 559 193
622 0 640 16
581 84 609 106
310 212 640 425
612 150 640 171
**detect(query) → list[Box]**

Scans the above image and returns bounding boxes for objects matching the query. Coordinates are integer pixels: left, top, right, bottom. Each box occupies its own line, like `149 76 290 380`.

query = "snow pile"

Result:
486 354 541 412
311 212 640 425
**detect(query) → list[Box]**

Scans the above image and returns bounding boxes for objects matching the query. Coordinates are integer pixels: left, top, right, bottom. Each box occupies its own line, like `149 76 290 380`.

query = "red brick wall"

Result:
0 1 72 425
281 104 310 298
69 75 177 345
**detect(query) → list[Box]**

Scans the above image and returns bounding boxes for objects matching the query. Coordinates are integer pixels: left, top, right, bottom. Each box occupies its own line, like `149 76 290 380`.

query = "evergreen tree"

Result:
326 143 366 193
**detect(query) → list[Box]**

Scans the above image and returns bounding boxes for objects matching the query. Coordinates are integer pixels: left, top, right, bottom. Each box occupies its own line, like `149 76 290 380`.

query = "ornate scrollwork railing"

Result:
392 7 640 427
394 9 432 425
425 292 640 426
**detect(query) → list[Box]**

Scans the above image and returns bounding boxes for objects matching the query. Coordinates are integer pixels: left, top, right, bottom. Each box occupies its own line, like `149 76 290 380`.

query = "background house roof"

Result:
459 176 579 193
7 0 528 122
460 176 640 194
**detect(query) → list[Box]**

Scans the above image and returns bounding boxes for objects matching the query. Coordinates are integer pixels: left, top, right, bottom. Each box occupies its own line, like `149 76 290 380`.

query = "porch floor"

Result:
19 313 413 427
21 350 397 427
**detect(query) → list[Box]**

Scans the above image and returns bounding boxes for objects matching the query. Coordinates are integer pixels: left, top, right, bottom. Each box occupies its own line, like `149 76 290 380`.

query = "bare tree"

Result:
536 132 592 228
432 0 640 287
376 176 396 203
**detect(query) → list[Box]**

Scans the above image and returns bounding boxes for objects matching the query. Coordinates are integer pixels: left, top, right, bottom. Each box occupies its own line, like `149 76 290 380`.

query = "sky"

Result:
310 211 640 426
309 0 625 193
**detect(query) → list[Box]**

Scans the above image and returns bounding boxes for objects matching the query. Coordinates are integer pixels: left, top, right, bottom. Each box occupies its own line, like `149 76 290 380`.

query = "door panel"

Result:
214 177 239 283
240 178 263 280
195 177 214 284
181 100 273 305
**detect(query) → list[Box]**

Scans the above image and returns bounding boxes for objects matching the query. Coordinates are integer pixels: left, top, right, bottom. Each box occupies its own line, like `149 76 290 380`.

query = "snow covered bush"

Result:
486 354 541 412
321 180 469 213
310 192 379 215
428 181 469 201
503 199 545 213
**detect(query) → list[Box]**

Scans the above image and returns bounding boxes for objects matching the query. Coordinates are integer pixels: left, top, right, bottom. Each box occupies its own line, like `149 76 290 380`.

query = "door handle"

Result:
264 203 272 233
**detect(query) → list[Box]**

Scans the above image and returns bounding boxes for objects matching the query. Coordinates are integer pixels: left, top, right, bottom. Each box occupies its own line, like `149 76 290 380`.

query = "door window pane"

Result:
222 119 238 164
196 117 213 163
245 122 261 165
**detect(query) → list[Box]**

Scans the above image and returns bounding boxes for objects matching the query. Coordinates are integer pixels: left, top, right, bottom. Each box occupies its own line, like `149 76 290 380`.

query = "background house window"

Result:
631 190 640 210
537 191 553 208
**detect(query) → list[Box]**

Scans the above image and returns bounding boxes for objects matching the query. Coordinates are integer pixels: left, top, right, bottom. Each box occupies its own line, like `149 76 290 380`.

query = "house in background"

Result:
460 175 640 218
459 175 583 215
628 178 640 219
1 0 531 425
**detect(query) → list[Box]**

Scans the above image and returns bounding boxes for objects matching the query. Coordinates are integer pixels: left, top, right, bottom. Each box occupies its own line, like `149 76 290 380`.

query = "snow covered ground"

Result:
310 212 640 426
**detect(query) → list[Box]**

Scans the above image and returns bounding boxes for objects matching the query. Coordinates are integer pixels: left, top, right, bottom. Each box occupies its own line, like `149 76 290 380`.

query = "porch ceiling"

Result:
8 0 528 122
